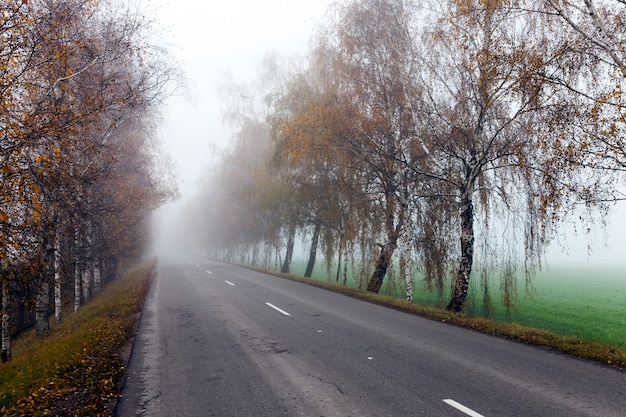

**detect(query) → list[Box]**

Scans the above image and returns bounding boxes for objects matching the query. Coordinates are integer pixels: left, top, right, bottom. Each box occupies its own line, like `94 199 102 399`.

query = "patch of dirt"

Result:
48 389 91 416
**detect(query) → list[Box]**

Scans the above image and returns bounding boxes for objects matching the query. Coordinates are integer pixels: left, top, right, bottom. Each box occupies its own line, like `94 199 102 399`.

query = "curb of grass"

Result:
112 261 157 415
0 258 156 416
239 263 626 370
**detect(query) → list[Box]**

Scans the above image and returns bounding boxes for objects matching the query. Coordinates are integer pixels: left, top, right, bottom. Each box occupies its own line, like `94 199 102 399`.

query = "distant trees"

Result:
1 0 178 361
187 0 626 315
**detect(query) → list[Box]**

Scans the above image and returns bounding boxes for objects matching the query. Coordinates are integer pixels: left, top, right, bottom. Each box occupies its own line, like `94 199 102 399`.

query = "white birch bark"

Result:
93 263 101 294
82 265 92 303
54 231 62 324
74 229 82 311
401 212 414 302
82 220 93 302
74 259 81 311
403 252 414 303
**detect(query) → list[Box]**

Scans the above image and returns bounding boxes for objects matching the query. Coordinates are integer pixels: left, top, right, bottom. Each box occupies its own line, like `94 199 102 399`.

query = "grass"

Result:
480 267 626 348
0 259 154 416
260 259 626 368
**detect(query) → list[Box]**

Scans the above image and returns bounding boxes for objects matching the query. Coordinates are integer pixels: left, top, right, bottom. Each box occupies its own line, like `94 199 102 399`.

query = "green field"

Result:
489 266 626 348
284 260 626 349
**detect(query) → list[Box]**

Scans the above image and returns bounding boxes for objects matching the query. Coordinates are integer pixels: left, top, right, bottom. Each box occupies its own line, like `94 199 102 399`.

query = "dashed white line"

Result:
265 302 291 316
443 399 485 417
225 280 235 286
206 270 212 274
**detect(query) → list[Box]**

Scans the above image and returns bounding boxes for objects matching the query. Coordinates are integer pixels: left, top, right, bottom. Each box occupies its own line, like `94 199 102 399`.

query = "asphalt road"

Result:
115 257 626 417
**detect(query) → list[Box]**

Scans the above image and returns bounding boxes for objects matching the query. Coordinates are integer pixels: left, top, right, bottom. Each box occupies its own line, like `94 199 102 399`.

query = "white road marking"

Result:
265 302 291 316
225 280 235 286
443 399 485 417
196 264 200 268
206 270 212 274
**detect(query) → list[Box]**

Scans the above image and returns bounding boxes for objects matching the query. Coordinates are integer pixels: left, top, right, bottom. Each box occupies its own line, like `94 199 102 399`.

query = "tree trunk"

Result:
275 248 281 271
366 238 398 293
401 213 414 302
366 187 409 293
342 251 348 286
36 235 55 336
403 257 413 303
107 253 118 282
366 204 407 293
281 225 296 274
35 279 50 336
82 265 92 303
74 229 82 312
54 232 62 324
74 257 82 312
93 260 101 294
304 222 321 278
82 220 93 302
1 281 11 362
335 245 342 283
252 245 259 266
447 189 475 312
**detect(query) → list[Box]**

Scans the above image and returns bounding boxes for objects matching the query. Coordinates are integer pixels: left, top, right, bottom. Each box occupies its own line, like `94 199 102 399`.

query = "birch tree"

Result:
545 0 626 75
537 0 626 196
0 0 179 355
411 0 584 311
271 68 365 280
311 0 422 293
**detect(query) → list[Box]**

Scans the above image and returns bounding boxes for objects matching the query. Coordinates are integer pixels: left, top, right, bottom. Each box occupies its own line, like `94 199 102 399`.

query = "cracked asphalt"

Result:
115 257 626 417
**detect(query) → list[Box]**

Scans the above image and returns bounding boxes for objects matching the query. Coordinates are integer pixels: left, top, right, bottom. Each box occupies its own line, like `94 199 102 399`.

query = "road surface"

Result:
115 257 626 417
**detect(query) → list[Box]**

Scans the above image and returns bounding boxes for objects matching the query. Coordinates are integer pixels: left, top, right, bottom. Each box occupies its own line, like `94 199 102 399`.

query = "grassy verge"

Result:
248 264 626 369
0 259 154 416
284 260 626 348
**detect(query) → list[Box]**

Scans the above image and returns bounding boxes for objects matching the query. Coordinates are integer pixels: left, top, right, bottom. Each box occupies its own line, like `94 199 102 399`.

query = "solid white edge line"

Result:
443 399 485 417
225 280 235 286
265 302 291 316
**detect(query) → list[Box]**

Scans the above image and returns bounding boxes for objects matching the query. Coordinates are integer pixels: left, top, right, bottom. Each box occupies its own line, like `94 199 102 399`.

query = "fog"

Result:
148 0 626 269
149 0 334 254
149 0 333 198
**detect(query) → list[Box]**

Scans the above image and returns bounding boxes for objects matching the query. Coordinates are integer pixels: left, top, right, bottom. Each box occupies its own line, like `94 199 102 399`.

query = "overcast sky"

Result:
147 0 626 267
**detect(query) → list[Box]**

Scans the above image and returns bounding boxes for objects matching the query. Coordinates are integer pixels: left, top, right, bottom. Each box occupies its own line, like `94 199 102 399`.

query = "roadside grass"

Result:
259 260 626 369
0 259 154 416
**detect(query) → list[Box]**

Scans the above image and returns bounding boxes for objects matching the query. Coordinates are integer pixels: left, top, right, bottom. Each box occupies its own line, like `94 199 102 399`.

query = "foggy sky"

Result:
148 0 626 267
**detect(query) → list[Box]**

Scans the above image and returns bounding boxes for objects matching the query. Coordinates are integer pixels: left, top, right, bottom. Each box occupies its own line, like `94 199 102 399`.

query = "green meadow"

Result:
285 261 626 349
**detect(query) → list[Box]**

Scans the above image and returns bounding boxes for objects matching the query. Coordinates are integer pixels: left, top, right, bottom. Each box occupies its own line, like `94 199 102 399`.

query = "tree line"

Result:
0 0 178 362
182 0 626 314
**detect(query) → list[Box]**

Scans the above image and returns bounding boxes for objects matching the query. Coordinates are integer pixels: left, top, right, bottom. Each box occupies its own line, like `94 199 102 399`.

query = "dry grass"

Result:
0 259 154 416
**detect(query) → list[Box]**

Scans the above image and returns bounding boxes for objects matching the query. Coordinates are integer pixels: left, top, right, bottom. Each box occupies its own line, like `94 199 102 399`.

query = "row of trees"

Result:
0 0 178 362
184 0 626 314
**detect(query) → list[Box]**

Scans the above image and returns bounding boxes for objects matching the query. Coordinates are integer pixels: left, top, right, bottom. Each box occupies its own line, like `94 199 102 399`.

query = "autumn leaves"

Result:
1 0 177 361
194 0 624 314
